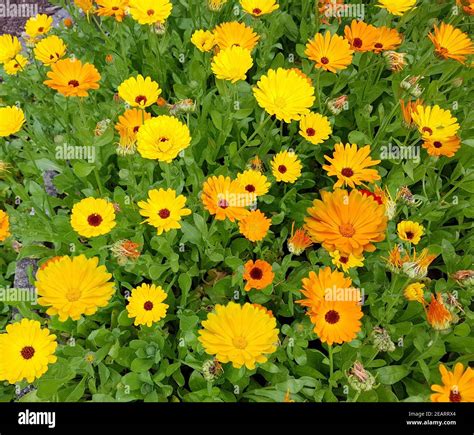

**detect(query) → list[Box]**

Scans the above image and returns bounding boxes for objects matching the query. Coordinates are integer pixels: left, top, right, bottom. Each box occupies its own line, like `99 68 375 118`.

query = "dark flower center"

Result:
68 79 80 87
353 37 363 48
253 8 262 14
250 267 263 280
433 141 442 148
112 6 119 11
87 213 103 227
306 128 316 136
158 208 170 219
21 346 35 360
339 256 348 264
147 9 155 16
278 165 287 174
218 198 229 209
405 231 414 239
38 27 44 33
422 126 433 135
341 167 354 177
133 125 140 133
245 184 256 193
143 301 154 311
325 310 340 324
449 390 462 402
321 57 329 65
374 42 383 49
159 137 169 142
135 95 147 105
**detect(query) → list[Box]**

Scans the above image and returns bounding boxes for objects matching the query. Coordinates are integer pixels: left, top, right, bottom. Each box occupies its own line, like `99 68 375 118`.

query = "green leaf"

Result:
376 366 410 385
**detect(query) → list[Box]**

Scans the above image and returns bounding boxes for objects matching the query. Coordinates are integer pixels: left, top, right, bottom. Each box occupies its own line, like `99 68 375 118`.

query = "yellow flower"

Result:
136 115 191 162
240 0 279 16
330 250 364 272
34 35 67 65
236 169 270 196
126 283 169 326
24 14 53 40
198 302 279 369
299 112 332 145
0 34 21 64
35 255 115 321
426 293 452 330
115 108 151 155
44 58 101 97
271 150 302 183
253 68 315 122
0 319 57 384
377 0 417 16
305 31 354 73
96 0 129 22
397 220 424 245
239 210 271 242
344 20 378 53
403 282 425 303
191 29 216 52
0 209 10 241
138 188 191 235
429 22 474 64
412 105 460 141
129 0 173 25
70 198 117 238
3 54 28 75
213 21 260 50
211 46 253 83
74 0 95 14
118 75 162 108
323 143 381 188
0 106 25 137
423 136 461 158
431 363 474 402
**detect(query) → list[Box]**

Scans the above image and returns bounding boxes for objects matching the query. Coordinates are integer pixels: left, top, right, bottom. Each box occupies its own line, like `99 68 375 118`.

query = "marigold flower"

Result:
403 282 425 303
129 0 173 25
243 259 274 291
330 250 364 272
344 20 378 52
213 21 260 50
238 210 271 242
372 26 402 53
115 108 152 155
0 209 10 242
127 283 169 326
383 50 407 72
34 35 67 65
397 220 424 245
118 75 162 109
191 29 216 52
423 136 461 158
305 31 353 73
3 55 28 75
271 150 303 183
287 223 313 255
24 14 53 41
0 34 21 64
426 293 452 330
412 105 460 141
236 169 270 197
71 198 116 238
431 363 474 402
0 106 25 137
240 0 279 16
96 0 129 22
299 112 332 145
211 45 253 83
377 0 417 16
429 22 474 64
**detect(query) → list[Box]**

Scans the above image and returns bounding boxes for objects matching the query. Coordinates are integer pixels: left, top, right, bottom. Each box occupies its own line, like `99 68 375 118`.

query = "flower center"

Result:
143 301 154 311
68 79 80 87
20 346 35 360
278 165 287 174
405 231 414 239
66 288 82 302
339 256 348 264
353 37 363 48
159 137 169 143
158 208 171 219
112 6 119 11
87 213 103 227
324 309 340 324
245 184 256 193
306 128 316 136
339 223 355 238
218 198 229 209
374 42 383 49
133 125 140 133
320 56 329 65
147 9 155 16
341 167 354 177
433 141 442 148
422 126 433 135
253 8 262 15
135 95 147 105
250 267 263 280
232 336 248 350
449 388 462 402
38 27 44 33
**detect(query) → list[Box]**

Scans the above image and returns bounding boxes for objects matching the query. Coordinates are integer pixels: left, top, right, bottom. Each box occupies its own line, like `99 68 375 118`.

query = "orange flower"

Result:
422 136 461 158
344 20 378 52
287 223 313 255
238 210 271 242
63 18 73 27
431 363 474 402
372 26 402 53
243 260 274 291
428 22 474 64
426 293 452 330
400 99 423 128
39 256 64 271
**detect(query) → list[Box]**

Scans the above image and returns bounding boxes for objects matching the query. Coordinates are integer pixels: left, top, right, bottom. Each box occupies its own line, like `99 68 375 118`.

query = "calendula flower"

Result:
431 363 474 402
3 54 28 75
0 209 10 242
243 259 274 291
402 248 437 279
397 220 424 245
24 14 53 41
35 255 115 321
423 136 461 158
115 108 152 155
44 58 101 97
0 106 25 137
0 319 57 384
347 361 377 393
253 68 315 122
377 0 417 16
403 282 425 303
198 302 279 369
129 0 172 24
74 0 95 14
383 50 407 72
400 99 423 128
330 251 364 273
428 22 474 64
138 188 191 235
126 283 169 326
34 35 67 65
136 115 191 162
213 21 260 50
96 0 129 22
0 34 21 64
236 169 270 196
238 210 271 242
118 75 162 108
240 0 279 16
299 112 332 145
327 95 349 115
39 256 64 271
271 150 303 183
457 0 474 15
305 189 387 257
63 17 74 27
426 293 452 330
344 20 378 52
71 198 116 238
201 175 251 222
211 46 253 83
372 26 402 53
111 239 141 265
323 143 381 188
305 31 353 73
412 105 460 141
287 223 313 255
191 29 216 52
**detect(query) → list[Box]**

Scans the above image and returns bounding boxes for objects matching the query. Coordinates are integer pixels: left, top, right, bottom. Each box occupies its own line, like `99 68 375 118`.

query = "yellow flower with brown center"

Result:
403 282 425 303
330 250 364 273
240 0 279 16
44 58 101 97
198 302 279 369
136 115 191 162
0 319 57 384
0 106 25 137
236 169 270 197
201 175 251 222
397 220 424 245
299 112 332 145
271 150 302 183
372 26 402 53
377 0 417 16
0 34 21 64
126 283 169 326
243 259 274 291
3 54 27 75
118 75 162 109
70 198 117 238
36 255 115 321
96 0 129 22
0 209 10 242
138 188 191 235
344 20 378 52
423 136 461 158
429 22 474 64
426 293 452 330
115 108 152 155
129 0 173 25
211 46 253 83
34 35 67 65
238 209 271 242
287 223 313 255
191 29 216 52
322 143 381 188
431 363 474 402
305 31 354 73
24 14 53 41
213 21 260 50
411 105 460 141
305 189 387 257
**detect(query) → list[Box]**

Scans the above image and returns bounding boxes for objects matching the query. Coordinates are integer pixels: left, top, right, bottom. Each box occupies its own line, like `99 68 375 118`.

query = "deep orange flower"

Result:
238 210 271 242
344 20 378 52
426 293 452 330
243 259 274 291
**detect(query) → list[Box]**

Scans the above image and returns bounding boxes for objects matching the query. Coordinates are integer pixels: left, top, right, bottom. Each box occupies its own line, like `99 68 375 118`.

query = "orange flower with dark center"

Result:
243 259 274 291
